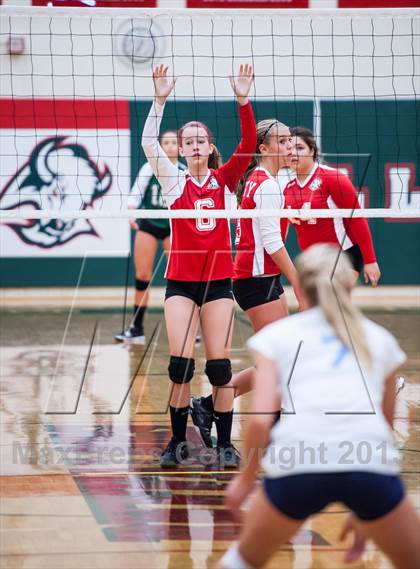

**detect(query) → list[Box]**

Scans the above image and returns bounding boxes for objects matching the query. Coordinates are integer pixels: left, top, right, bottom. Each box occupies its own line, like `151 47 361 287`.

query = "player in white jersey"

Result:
216 244 419 569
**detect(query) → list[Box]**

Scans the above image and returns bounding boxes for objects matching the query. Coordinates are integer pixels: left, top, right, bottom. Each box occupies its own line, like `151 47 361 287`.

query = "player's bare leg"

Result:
161 296 199 467
200 299 239 466
358 497 420 569
215 487 303 568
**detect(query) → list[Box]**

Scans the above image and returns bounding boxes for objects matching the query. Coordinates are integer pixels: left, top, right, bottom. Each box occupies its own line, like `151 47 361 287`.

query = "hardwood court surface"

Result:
1 307 419 569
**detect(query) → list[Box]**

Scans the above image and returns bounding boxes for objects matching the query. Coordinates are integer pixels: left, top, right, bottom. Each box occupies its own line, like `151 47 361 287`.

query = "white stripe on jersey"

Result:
252 217 265 276
276 168 296 192
224 185 238 212
327 195 354 250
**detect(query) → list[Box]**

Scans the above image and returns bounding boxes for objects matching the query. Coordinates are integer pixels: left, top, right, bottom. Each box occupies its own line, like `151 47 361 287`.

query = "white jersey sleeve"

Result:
247 323 280 361
224 185 238 211
141 101 184 206
246 332 277 361
127 162 154 208
276 168 295 192
254 179 284 255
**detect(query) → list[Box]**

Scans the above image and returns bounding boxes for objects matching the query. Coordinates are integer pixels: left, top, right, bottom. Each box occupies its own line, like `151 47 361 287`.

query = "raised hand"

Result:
229 63 254 105
153 65 176 106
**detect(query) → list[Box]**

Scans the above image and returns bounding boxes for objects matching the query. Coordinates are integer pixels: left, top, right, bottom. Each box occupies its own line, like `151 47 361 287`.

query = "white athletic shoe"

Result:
114 325 145 345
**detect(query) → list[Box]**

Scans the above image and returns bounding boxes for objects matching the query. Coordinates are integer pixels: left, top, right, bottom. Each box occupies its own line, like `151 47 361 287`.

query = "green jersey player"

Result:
115 130 185 344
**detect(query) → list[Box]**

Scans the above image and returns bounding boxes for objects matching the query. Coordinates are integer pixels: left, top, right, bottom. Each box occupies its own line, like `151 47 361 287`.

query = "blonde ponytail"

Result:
296 244 372 368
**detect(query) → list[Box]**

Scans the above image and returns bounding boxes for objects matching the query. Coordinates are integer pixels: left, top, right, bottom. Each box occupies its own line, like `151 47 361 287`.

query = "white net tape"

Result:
0 208 418 220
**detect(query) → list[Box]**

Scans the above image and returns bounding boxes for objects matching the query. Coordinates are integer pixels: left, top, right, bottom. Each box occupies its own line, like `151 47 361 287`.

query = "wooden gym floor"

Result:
1 307 419 569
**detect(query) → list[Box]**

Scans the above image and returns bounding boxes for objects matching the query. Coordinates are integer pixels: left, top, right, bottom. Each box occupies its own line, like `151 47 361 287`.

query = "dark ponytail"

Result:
236 157 258 205
208 144 222 169
236 119 285 205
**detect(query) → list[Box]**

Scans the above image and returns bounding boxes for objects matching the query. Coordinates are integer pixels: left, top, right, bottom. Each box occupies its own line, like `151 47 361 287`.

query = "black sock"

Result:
170 405 189 442
273 410 281 425
202 394 214 412
214 410 233 447
133 305 146 332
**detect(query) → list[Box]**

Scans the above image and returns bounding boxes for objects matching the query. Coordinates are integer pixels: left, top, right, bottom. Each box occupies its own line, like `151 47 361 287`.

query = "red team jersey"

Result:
234 167 286 280
283 163 376 264
142 100 257 281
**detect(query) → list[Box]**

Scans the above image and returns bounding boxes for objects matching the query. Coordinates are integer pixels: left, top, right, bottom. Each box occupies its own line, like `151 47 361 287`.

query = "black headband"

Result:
260 120 278 142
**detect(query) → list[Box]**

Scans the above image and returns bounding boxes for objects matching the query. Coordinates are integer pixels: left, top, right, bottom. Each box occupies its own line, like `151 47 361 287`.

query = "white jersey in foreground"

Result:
247 307 406 478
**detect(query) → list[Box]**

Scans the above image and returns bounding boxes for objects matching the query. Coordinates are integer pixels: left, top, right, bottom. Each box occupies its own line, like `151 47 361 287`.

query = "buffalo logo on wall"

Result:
114 19 166 70
0 136 112 248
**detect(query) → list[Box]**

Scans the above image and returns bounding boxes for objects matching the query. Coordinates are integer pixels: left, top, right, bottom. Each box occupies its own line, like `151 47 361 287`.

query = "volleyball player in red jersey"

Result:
191 120 305 446
285 127 381 286
232 119 304 323
142 64 256 467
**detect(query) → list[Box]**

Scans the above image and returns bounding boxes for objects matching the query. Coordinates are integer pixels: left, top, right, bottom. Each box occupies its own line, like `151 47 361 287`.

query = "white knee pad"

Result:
220 544 254 569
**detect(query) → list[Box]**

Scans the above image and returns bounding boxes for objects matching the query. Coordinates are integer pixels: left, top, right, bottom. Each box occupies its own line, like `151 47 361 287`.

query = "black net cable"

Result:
0 9 418 219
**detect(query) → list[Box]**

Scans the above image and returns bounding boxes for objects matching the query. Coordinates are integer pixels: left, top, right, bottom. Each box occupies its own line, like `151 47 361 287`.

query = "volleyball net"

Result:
0 6 419 285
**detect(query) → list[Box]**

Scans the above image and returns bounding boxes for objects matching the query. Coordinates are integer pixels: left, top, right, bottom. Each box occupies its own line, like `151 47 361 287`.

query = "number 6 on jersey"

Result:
195 198 216 231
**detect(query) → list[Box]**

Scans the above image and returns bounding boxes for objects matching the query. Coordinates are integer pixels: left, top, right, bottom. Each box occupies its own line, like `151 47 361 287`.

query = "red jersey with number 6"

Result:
142 100 257 281
168 170 240 281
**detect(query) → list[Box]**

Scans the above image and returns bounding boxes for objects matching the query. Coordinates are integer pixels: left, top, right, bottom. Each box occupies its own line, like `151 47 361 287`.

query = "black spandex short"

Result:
165 278 233 307
264 472 404 521
233 275 284 312
345 244 364 274
137 219 170 241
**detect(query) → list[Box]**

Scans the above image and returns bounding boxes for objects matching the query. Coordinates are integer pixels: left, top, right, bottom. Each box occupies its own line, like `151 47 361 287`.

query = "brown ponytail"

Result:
236 119 287 205
236 157 258 205
208 144 222 169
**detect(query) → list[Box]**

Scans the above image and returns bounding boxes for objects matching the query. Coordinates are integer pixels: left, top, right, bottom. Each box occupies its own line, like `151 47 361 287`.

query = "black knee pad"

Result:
205 359 232 387
135 279 149 291
168 356 195 384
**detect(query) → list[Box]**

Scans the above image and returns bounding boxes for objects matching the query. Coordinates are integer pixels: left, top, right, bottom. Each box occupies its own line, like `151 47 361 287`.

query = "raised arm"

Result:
141 66 182 203
218 65 257 191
